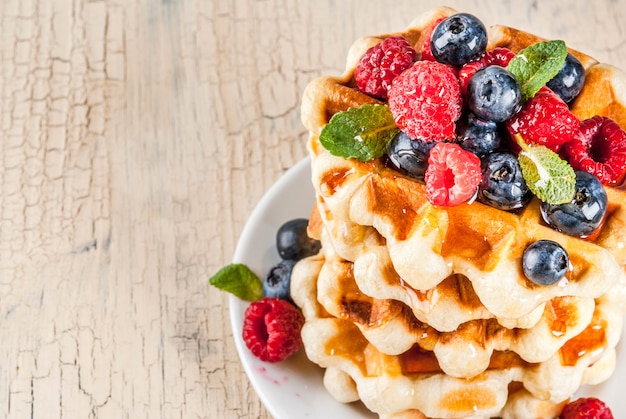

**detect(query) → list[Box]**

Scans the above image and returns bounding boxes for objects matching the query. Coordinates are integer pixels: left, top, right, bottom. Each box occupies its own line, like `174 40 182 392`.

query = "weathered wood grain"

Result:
1 0 625 418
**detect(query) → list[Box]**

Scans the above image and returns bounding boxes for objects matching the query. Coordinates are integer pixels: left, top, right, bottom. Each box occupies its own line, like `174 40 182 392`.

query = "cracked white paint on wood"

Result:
0 0 625 418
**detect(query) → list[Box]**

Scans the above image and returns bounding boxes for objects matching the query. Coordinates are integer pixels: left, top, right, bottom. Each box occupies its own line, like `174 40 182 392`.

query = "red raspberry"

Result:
564 116 626 185
560 397 614 419
419 17 446 61
242 297 304 363
425 142 482 206
506 86 580 152
458 47 515 94
354 36 416 99
388 61 462 141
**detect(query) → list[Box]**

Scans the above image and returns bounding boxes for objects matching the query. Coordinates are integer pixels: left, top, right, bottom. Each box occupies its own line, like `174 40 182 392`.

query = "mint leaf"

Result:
515 135 576 204
209 263 263 301
319 104 400 162
506 40 568 101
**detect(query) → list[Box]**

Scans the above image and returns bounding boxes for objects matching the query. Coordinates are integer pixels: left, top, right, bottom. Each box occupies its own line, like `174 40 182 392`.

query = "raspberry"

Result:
559 397 614 419
242 297 304 363
388 60 462 141
354 36 416 99
564 116 626 185
458 47 516 94
425 142 482 206
506 86 580 152
419 17 446 61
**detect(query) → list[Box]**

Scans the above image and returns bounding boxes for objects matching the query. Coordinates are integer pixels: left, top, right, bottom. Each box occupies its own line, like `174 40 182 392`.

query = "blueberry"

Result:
386 132 436 180
522 240 569 286
540 171 608 238
478 152 532 210
456 113 502 156
276 218 321 261
546 53 586 104
430 13 487 66
467 66 522 122
263 259 296 301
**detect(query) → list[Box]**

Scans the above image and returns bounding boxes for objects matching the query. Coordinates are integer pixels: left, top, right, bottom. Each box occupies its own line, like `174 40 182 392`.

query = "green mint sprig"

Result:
515 134 576 205
209 263 263 301
319 104 400 162
507 40 568 101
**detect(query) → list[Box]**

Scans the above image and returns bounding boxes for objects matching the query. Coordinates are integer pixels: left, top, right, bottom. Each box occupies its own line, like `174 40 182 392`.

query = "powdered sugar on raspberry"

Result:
354 36 416 99
388 60 462 141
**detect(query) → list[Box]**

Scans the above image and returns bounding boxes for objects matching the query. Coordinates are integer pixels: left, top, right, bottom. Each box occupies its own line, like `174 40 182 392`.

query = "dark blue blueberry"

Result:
467 65 522 122
546 53 586 104
430 13 487 66
276 218 321 261
386 132 436 181
456 113 502 156
263 259 296 301
478 152 532 210
540 171 608 238
522 240 569 286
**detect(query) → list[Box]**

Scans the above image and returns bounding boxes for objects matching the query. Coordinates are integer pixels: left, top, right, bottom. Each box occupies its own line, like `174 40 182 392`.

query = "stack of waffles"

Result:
291 6 626 419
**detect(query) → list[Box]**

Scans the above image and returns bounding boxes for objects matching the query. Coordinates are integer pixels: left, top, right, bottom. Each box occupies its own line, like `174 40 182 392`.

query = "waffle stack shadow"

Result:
292 6 626 419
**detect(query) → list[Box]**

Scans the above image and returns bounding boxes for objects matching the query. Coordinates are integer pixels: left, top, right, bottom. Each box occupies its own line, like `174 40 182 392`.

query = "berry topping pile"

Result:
318 11 626 239
210 218 321 363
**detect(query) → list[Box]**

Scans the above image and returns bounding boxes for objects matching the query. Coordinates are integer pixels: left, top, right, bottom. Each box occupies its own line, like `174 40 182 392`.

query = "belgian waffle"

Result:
293 248 623 418
293 6 626 419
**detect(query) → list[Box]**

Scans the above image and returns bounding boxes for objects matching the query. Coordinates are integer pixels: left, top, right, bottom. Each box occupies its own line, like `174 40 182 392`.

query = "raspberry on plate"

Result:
388 60 462 141
564 115 626 185
559 397 614 419
425 142 482 206
506 86 580 152
354 36 416 100
242 297 305 363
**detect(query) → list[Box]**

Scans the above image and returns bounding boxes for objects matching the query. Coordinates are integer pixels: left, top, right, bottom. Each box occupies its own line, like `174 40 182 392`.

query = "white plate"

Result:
229 157 626 418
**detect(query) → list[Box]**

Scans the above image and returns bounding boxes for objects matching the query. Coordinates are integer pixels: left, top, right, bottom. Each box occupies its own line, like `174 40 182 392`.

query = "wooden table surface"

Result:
2 1 626 418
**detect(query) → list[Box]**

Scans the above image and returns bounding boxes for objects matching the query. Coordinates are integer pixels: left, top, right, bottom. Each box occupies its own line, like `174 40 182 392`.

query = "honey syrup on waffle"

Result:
559 312 608 366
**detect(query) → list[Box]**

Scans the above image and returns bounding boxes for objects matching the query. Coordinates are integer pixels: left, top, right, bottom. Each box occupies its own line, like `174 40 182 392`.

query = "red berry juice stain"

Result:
255 366 312 416
255 366 280 385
